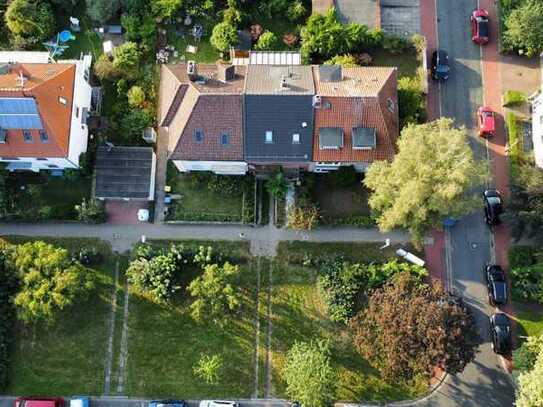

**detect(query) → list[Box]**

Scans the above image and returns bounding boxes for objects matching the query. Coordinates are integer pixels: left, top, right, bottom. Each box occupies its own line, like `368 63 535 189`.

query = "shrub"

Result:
126 253 180 301
287 0 306 22
287 204 320 231
210 22 238 53
283 32 299 48
193 354 223 384
509 246 538 268
128 86 146 108
398 76 426 128
112 42 141 79
503 90 527 107
5 0 55 45
324 54 358 67
255 31 279 51
0 249 18 390
94 54 119 81
266 170 288 199
510 264 543 303
75 198 106 224
506 111 523 177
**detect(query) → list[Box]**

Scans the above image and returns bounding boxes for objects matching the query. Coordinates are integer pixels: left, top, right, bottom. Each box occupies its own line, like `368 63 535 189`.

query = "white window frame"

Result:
265 130 273 144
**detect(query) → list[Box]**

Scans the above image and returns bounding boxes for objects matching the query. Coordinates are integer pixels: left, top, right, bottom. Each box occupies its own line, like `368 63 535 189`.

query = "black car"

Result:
483 189 503 226
431 50 450 80
485 264 508 306
489 312 511 355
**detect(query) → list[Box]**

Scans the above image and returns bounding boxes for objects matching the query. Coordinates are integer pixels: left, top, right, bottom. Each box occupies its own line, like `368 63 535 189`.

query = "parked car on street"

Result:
15 398 64 407
485 264 508 306
477 106 496 138
149 400 186 407
484 189 503 226
199 402 239 407
471 9 490 44
69 397 89 407
490 312 512 355
431 50 450 80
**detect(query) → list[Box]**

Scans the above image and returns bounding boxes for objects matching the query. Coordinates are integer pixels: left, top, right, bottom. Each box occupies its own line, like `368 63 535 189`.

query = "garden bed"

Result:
165 167 255 223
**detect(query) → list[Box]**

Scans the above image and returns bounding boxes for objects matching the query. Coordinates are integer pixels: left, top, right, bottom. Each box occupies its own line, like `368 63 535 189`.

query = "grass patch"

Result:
270 260 426 402
514 302 543 338
164 23 219 64
503 90 527 107
2 237 117 395
125 259 257 397
371 48 419 79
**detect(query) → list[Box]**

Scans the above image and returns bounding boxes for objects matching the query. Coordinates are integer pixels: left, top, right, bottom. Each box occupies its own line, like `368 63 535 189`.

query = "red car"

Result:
471 9 490 44
15 398 64 407
478 106 496 138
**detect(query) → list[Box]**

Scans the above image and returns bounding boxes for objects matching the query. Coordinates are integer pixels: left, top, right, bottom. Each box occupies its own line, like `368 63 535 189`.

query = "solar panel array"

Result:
0 97 43 129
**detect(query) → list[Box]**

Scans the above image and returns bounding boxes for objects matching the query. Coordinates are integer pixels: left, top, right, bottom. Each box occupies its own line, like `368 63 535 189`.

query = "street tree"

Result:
351 272 478 382
188 262 241 325
10 241 94 324
504 0 543 57
364 118 487 243
281 340 337 407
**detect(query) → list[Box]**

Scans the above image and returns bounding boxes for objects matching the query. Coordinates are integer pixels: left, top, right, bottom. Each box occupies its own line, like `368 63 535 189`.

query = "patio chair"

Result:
186 45 198 54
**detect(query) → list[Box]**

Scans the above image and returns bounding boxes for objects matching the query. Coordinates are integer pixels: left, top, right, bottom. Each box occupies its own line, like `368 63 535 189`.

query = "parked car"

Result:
69 397 89 407
484 189 503 226
15 398 64 407
477 106 496 138
471 9 490 44
485 264 508 306
431 50 450 80
199 402 239 407
149 400 186 407
489 312 512 355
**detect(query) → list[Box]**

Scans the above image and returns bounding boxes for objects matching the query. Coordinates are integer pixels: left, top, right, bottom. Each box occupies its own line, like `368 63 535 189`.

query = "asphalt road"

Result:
416 1 515 406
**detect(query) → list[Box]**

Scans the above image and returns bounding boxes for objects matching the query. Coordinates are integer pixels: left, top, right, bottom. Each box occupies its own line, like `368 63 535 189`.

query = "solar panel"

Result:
0 98 43 129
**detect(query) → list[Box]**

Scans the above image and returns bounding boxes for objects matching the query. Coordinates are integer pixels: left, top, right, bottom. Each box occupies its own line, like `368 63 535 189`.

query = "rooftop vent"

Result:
217 63 236 82
280 75 288 89
187 60 198 81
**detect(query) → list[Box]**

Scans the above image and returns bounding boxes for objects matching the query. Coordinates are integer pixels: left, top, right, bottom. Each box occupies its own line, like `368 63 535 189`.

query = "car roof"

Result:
492 313 510 326
478 19 489 37
484 189 501 197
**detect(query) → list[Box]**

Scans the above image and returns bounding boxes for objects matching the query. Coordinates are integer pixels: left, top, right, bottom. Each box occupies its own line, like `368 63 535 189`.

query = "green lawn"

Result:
514 302 543 338
269 260 426 402
372 48 420 79
164 23 219 63
126 253 257 397
3 237 118 395
166 168 250 222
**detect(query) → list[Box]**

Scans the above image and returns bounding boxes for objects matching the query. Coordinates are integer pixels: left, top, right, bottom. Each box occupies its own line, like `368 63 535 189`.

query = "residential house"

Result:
0 52 92 171
158 61 398 175
312 65 398 172
244 65 315 173
159 62 248 175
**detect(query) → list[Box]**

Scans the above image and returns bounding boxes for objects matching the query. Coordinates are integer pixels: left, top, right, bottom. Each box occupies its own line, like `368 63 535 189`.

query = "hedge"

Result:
506 111 523 178
503 90 527 107
0 252 17 391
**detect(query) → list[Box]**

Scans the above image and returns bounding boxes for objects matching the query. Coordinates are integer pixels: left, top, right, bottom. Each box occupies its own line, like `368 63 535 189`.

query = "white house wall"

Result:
172 160 248 175
532 93 543 168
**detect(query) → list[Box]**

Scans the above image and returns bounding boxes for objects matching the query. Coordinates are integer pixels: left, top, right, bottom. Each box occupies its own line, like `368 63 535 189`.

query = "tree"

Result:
514 334 543 372
287 0 306 22
503 165 543 244
0 245 18 390
5 0 54 46
504 0 543 57
188 262 241 325
151 0 183 19
282 340 337 407
127 86 146 108
324 54 358 67
364 118 487 243
86 0 122 23
255 30 278 51
120 108 154 143
516 347 543 407
266 170 288 199
126 253 179 301
112 42 141 78
351 272 478 382
210 22 238 52
10 241 94 324
94 54 119 81
193 354 223 384
75 198 106 223
398 76 426 128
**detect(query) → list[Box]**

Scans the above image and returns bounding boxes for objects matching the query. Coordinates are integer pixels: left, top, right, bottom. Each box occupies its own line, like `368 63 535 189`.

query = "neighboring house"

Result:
531 90 543 168
158 61 398 175
158 62 248 175
0 52 92 172
312 65 398 172
244 65 315 172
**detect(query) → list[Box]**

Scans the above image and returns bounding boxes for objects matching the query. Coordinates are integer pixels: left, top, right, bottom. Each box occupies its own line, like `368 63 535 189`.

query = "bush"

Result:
76 247 103 266
320 214 376 227
324 54 358 67
509 246 538 268
193 354 223 384
112 42 142 79
287 204 320 230
75 198 106 224
287 0 306 22
126 253 180 301
506 111 523 177
382 34 411 54
266 170 288 199
503 90 527 107
128 86 146 108
398 76 426 128
510 264 543 303
94 54 119 81
210 22 238 53
255 31 279 51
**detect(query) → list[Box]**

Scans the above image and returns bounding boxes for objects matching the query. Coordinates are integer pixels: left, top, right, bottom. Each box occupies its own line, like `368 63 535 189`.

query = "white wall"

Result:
0 156 76 171
172 160 248 175
532 93 543 168
67 54 93 167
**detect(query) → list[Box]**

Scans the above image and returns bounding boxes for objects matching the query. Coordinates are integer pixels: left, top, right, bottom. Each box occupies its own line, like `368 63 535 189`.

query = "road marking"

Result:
116 276 131 394
103 260 119 395
252 257 262 399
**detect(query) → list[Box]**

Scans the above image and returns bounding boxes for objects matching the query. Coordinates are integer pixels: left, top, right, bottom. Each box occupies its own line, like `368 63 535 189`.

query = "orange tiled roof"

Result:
0 63 75 158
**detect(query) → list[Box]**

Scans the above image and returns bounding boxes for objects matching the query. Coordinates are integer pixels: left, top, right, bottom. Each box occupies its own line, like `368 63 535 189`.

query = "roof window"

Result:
23 130 33 143
221 133 230 146
40 130 49 143
265 131 273 144
194 129 204 143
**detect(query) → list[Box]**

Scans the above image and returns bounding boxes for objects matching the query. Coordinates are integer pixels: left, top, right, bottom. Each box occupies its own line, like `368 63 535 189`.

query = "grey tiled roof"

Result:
244 94 313 162
244 65 314 95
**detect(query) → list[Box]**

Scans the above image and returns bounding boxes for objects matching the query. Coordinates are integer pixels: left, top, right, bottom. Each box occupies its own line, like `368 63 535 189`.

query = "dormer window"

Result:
23 130 32 143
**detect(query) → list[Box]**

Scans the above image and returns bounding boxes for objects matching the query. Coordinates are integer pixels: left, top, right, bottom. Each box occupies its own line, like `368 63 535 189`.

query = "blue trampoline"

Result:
59 30 75 42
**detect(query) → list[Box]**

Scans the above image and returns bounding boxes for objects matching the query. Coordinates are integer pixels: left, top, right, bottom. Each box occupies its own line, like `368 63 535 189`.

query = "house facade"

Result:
158 61 398 175
531 89 543 168
0 52 92 172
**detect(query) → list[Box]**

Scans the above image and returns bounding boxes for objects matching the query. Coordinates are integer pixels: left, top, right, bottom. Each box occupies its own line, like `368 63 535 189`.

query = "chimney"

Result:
280 75 288 89
217 63 236 82
187 60 198 81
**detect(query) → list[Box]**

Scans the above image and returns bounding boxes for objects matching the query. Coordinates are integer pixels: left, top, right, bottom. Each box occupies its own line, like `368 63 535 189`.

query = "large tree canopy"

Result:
516 342 543 407
4 0 55 46
86 0 122 23
504 0 543 57
364 118 486 242
351 272 478 381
